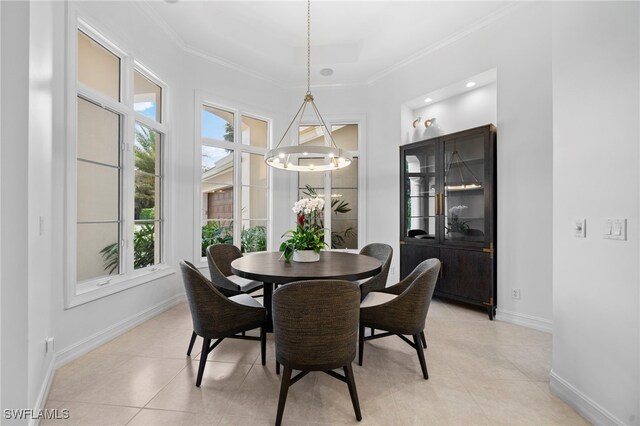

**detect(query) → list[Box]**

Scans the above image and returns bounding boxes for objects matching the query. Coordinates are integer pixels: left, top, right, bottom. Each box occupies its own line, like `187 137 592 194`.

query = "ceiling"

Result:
144 1 513 87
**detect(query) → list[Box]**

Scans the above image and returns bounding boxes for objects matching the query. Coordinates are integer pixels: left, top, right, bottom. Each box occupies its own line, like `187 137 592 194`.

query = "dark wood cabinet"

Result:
400 125 496 319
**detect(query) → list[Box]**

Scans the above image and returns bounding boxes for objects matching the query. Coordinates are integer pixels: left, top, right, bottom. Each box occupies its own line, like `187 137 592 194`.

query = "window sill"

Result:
65 264 176 309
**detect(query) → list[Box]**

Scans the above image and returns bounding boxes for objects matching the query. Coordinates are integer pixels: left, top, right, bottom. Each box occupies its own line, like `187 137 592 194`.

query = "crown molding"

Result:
139 1 525 90
366 2 525 86
138 1 286 88
136 1 187 49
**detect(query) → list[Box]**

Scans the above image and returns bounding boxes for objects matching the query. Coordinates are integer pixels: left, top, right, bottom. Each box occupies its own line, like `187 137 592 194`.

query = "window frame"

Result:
194 92 273 266
296 115 366 252
64 12 173 308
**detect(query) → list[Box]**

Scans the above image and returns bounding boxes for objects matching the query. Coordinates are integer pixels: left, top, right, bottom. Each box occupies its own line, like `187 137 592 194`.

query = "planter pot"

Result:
293 250 320 262
448 232 465 240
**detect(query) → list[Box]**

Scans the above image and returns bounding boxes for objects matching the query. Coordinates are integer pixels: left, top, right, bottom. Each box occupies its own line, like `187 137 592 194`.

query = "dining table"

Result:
230 251 382 332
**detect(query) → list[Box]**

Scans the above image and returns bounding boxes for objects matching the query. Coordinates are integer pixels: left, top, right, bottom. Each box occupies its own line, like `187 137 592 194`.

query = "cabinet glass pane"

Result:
444 135 485 242
404 145 435 174
404 142 436 239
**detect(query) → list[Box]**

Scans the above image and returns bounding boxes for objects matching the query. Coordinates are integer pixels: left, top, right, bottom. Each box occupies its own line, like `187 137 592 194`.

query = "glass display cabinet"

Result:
400 124 497 319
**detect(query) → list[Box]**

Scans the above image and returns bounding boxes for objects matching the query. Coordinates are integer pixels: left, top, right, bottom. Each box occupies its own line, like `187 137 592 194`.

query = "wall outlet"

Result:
45 337 54 353
512 288 521 300
574 218 586 238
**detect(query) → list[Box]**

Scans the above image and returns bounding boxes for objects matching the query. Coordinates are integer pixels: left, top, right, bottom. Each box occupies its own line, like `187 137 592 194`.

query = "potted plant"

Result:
280 197 328 262
446 205 469 239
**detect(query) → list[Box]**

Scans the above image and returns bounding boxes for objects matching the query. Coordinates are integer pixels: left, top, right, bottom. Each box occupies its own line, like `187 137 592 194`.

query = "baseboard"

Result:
550 370 623 426
55 293 185 368
29 356 56 426
495 308 553 333
30 293 184 425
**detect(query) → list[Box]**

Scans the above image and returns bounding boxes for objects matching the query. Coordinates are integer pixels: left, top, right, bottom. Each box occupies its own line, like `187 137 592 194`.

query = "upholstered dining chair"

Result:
272 280 362 426
185 244 264 356
358 243 393 300
179 261 267 387
358 258 440 380
206 244 263 296
407 229 427 238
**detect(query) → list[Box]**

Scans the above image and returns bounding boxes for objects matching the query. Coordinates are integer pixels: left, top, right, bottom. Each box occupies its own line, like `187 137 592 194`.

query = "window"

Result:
199 101 270 259
298 123 360 250
69 23 169 306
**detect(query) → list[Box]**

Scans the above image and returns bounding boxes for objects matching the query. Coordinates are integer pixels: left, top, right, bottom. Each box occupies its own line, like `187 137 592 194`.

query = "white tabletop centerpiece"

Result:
280 197 328 262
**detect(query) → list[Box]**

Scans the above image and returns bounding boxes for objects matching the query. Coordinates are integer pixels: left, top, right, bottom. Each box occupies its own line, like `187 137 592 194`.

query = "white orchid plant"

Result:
280 197 328 262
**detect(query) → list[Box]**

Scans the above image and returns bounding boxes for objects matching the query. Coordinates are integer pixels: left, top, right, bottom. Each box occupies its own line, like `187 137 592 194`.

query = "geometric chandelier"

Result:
264 0 352 172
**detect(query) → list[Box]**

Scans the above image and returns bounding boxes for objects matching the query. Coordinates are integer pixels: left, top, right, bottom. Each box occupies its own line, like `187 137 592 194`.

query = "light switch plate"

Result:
604 218 627 240
574 219 586 238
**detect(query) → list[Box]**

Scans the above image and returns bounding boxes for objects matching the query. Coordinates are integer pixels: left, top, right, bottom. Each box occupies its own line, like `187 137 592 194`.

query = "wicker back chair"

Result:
358 243 393 300
179 261 267 387
184 245 263 356
272 280 362 426
358 258 440 380
205 244 262 296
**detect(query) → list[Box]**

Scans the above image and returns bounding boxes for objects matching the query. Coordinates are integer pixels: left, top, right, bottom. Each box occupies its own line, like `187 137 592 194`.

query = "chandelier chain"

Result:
306 0 311 94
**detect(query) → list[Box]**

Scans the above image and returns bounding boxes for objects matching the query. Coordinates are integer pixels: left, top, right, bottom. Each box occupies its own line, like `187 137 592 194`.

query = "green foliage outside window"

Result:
201 221 267 257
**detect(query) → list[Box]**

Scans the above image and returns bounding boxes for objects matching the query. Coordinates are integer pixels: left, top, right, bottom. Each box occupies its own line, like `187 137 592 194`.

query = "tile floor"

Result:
44 299 588 425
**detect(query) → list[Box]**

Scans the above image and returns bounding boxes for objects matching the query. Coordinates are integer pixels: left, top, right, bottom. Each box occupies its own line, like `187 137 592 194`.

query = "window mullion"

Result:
234 111 242 249
123 107 135 276
135 113 168 134
324 122 333 248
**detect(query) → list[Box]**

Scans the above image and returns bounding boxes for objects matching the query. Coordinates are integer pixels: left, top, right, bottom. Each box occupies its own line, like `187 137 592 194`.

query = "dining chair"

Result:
358 258 440 380
407 229 427 238
272 280 362 426
185 244 264 356
358 243 393 300
206 244 263 296
179 260 267 387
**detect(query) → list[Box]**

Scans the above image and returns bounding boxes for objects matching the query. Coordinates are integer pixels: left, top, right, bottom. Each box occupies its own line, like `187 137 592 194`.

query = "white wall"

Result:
1 1 30 417
406 82 497 144
27 0 57 410
551 3 640 424
367 2 554 329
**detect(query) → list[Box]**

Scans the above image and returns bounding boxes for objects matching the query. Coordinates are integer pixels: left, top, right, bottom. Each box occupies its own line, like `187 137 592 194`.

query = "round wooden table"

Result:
231 251 382 331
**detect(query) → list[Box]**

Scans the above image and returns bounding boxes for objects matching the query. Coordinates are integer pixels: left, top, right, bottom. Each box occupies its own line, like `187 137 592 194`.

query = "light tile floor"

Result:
44 299 588 425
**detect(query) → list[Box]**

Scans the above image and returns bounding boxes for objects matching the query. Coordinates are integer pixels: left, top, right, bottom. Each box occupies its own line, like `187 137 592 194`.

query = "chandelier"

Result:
264 0 352 172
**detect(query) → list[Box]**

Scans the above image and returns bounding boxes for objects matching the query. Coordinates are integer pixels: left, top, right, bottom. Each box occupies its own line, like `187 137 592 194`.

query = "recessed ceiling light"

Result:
424 97 433 103
466 81 476 88
320 68 334 77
